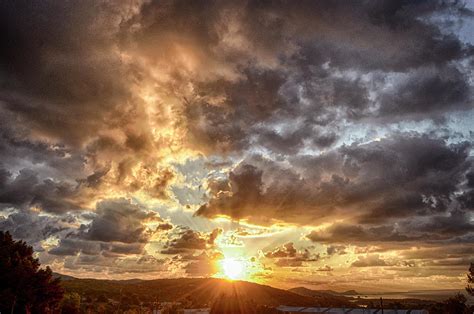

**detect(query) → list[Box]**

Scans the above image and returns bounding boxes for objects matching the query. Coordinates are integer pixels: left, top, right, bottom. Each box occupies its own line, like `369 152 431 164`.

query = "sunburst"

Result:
220 258 246 280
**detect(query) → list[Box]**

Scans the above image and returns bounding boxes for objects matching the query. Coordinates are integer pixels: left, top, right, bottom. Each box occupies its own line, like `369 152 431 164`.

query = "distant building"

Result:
276 306 429 314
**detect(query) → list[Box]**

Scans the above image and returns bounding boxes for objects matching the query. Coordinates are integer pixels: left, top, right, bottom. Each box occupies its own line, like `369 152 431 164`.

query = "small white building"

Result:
276 306 429 314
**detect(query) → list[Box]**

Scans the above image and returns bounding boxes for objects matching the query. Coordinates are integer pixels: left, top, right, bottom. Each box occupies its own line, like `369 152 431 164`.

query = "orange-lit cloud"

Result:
0 0 473 292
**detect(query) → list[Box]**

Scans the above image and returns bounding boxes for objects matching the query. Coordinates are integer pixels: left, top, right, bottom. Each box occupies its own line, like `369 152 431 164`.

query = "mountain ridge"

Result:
57 274 356 307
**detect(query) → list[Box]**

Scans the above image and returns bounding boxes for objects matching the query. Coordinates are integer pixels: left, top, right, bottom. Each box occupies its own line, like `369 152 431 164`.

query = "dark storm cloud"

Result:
118 0 474 155
161 228 222 255
162 229 206 252
306 224 412 244
175 0 472 155
197 134 472 226
377 65 472 120
0 0 139 146
0 210 76 249
0 118 86 178
0 0 473 276
49 238 103 256
60 253 169 274
402 210 474 237
0 0 177 212
307 210 474 245
398 244 474 268
264 242 319 268
0 0 471 149
399 245 474 260
49 238 145 256
84 198 161 243
0 0 472 211
48 198 161 257
457 170 474 210
0 167 84 213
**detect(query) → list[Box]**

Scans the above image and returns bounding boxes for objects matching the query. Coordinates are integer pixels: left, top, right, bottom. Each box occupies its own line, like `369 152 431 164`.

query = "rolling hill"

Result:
60 276 322 307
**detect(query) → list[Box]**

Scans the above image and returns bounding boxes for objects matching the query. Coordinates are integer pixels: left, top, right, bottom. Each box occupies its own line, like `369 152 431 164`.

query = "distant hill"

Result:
290 287 359 297
288 286 470 309
57 276 456 310
288 287 355 307
341 290 359 296
52 272 76 281
60 276 323 307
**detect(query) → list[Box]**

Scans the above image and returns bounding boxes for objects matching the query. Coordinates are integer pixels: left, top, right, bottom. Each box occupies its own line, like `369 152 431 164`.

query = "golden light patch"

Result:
222 258 245 280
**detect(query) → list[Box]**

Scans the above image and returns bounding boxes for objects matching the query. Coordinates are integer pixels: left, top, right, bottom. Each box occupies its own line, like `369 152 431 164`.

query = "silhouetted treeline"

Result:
0 231 63 313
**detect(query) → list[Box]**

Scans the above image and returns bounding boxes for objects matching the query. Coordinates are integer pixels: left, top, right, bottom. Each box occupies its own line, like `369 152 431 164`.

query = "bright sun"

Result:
222 258 245 280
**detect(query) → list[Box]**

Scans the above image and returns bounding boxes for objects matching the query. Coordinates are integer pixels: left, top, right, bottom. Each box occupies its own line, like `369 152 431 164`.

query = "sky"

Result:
0 0 474 292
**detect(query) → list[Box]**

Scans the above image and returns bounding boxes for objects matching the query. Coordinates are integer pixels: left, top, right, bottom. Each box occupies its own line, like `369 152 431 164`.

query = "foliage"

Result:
161 303 184 314
466 262 474 296
427 293 472 314
60 292 81 314
0 231 64 313
210 294 258 314
444 293 468 314
96 294 108 303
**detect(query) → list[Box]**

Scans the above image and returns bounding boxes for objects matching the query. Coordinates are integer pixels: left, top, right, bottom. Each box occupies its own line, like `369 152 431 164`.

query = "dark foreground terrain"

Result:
58 275 474 313
61 276 321 308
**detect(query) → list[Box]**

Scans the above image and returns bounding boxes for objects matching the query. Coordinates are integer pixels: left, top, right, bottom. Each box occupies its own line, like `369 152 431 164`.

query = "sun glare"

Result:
222 258 245 280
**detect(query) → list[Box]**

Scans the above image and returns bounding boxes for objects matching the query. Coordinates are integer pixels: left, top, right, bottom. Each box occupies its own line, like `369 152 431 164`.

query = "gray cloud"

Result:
161 228 221 255
0 210 76 250
351 255 390 267
326 245 347 256
197 134 472 226
264 243 319 268
307 210 474 246
264 243 298 259
377 66 472 120
0 0 473 277
84 199 161 243
48 198 161 257
307 224 413 244
0 167 86 213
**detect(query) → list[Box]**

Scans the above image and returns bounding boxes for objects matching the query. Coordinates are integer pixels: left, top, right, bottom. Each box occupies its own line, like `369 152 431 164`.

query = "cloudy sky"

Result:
0 0 474 292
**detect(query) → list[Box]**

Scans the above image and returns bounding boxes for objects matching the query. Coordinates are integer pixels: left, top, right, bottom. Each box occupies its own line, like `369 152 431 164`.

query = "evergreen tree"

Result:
443 293 468 314
466 262 474 296
0 231 63 313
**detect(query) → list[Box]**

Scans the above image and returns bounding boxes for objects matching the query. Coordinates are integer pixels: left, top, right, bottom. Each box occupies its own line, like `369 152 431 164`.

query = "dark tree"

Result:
0 231 63 313
96 294 108 303
466 262 474 296
210 293 257 314
60 293 81 314
443 293 468 314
